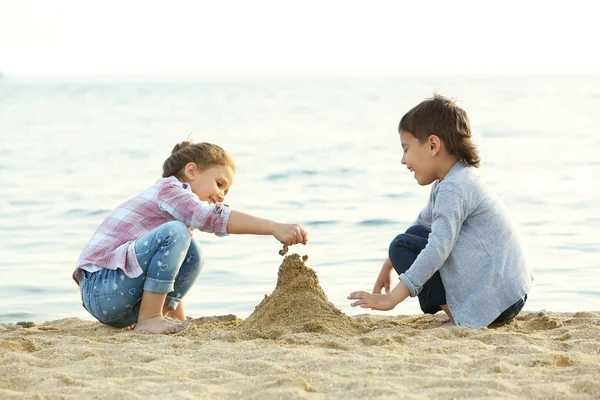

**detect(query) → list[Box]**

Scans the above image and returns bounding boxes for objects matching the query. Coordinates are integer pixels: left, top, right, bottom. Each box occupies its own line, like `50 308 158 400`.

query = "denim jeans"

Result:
389 224 526 323
80 221 204 328
389 225 445 314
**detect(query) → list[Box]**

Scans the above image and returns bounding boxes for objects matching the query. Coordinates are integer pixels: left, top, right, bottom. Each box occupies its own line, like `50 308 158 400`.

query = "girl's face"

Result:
400 129 439 186
183 164 235 203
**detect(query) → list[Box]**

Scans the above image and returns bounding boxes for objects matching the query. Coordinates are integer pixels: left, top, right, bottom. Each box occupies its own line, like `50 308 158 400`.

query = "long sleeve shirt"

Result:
73 176 230 284
398 161 533 328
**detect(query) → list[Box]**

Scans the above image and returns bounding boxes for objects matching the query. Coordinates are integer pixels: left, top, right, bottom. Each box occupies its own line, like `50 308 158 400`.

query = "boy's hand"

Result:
273 223 308 246
347 291 398 311
373 258 394 294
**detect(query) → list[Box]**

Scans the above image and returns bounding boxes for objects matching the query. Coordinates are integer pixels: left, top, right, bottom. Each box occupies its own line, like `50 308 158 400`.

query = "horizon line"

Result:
2 71 599 82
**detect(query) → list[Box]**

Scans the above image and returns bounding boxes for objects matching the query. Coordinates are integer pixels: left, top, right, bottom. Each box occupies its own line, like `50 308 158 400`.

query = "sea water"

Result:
1 75 599 323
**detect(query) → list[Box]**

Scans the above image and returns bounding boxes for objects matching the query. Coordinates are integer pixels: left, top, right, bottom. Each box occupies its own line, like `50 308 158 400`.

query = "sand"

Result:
242 254 362 337
1 255 599 399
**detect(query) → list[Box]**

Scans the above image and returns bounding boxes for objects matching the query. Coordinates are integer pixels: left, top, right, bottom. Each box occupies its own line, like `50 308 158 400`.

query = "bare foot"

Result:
133 316 187 334
163 304 186 321
442 320 456 329
440 305 456 328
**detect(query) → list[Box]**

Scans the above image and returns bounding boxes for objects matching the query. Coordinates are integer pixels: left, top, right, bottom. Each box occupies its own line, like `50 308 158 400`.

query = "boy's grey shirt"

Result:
398 161 533 328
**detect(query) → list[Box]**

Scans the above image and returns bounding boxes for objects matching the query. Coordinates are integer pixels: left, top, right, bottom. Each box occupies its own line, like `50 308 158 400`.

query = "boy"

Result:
348 94 533 328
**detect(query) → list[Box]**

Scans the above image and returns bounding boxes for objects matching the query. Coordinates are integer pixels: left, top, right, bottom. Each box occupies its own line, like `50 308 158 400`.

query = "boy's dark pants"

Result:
388 225 526 324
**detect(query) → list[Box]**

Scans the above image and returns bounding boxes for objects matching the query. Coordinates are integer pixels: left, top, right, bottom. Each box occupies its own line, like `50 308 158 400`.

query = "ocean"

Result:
1 75 599 324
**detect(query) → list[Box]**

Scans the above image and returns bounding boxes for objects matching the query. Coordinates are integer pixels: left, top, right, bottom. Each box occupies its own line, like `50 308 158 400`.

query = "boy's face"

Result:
400 130 438 186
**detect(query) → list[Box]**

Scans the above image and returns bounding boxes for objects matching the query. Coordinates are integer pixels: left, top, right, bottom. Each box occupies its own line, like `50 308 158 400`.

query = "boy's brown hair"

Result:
399 94 480 167
162 141 235 178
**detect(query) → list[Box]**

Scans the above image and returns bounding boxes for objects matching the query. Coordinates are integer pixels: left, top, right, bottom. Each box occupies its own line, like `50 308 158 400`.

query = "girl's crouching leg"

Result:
81 269 143 329
134 291 187 334
163 238 205 321
163 301 186 321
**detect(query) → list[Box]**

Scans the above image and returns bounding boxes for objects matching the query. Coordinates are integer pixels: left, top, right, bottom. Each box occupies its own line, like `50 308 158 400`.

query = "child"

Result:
348 94 533 328
74 141 308 334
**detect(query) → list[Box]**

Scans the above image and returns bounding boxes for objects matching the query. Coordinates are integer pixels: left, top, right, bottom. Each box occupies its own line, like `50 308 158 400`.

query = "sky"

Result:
1 0 599 78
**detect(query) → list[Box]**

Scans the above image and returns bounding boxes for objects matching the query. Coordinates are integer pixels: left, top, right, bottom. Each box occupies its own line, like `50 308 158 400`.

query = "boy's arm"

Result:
411 183 436 228
399 189 469 297
349 280 410 311
370 186 437 297
372 258 394 294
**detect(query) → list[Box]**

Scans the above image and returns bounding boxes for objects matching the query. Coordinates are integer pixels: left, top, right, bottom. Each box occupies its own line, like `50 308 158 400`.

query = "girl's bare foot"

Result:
163 302 186 321
133 316 187 334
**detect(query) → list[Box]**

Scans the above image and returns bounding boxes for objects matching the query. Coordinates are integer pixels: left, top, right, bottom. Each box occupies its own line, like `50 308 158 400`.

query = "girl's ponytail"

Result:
170 140 193 155
162 140 235 178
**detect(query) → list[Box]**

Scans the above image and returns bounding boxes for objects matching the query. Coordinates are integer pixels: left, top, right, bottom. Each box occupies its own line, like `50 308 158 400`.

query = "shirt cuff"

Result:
214 203 231 237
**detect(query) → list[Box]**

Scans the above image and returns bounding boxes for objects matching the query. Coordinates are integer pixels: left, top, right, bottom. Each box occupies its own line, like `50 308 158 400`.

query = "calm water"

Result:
1 75 599 324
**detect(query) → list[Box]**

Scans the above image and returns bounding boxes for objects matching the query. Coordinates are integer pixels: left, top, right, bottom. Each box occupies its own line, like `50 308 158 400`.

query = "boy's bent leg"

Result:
492 295 527 324
389 225 446 315
440 305 455 327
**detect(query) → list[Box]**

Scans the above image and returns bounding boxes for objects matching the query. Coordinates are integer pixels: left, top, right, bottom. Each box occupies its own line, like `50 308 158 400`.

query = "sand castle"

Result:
242 253 361 336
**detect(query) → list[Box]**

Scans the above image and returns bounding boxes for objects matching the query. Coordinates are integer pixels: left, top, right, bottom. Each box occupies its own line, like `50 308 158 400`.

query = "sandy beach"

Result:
2 255 599 399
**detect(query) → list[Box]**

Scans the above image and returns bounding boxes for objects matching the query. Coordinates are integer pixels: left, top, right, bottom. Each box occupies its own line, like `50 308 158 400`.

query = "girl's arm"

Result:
227 210 308 245
158 180 229 236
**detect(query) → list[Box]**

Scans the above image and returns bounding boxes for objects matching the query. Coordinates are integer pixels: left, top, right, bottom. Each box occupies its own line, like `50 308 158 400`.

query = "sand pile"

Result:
242 254 361 336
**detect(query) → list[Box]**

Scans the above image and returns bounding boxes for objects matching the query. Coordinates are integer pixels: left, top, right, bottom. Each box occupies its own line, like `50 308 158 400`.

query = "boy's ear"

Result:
428 135 441 156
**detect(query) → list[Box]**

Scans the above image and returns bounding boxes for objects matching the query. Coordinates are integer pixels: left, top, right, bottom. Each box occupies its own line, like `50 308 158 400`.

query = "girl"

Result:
74 141 308 334
348 94 533 328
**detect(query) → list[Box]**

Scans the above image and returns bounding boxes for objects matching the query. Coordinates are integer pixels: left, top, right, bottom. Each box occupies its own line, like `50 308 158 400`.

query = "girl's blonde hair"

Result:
162 141 235 178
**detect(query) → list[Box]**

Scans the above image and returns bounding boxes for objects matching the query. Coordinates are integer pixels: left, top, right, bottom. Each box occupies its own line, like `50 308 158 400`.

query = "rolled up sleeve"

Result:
399 189 468 297
157 181 231 236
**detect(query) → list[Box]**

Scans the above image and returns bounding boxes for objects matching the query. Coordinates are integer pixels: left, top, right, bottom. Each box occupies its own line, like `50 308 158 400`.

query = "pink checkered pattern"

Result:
73 176 230 284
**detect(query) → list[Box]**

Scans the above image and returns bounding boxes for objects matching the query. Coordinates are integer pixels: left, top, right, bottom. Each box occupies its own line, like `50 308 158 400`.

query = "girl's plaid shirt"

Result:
73 176 230 284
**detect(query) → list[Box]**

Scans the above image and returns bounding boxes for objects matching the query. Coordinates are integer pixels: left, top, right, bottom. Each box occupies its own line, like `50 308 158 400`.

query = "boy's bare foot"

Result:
442 320 456 328
440 304 455 328
133 316 187 334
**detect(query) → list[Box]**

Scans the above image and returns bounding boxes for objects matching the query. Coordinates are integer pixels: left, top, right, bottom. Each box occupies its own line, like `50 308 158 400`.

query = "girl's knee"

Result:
187 239 205 271
159 221 192 246
161 221 190 237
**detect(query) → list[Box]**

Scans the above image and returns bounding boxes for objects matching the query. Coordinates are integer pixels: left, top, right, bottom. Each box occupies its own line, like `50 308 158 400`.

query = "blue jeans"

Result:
389 224 526 323
79 221 204 328
389 225 445 314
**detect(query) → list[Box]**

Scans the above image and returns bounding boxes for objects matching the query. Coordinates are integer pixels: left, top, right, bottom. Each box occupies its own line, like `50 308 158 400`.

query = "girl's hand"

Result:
372 258 394 294
273 223 308 246
347 291 398 311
